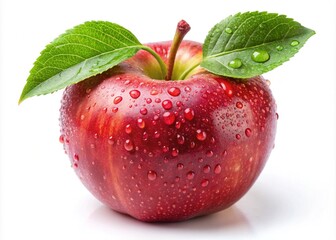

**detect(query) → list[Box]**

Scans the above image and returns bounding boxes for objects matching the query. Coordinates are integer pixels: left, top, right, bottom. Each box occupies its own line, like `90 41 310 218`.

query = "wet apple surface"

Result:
60 41 277 222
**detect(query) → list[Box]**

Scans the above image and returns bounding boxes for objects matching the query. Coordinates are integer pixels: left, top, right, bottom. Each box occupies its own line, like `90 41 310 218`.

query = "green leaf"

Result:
19 21 144 103
201 11 315 78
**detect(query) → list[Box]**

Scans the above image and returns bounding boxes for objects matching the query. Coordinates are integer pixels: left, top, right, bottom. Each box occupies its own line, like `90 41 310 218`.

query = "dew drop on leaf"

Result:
251 50 270 63
290 40 300 46
276 45 284 51
228 58 242 69
225 27 233 34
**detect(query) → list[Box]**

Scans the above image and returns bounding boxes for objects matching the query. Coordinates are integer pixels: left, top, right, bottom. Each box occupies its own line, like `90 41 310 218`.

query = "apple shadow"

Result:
88 177 297 239
87 182 293 236
155 206 253 232
88 204 253 234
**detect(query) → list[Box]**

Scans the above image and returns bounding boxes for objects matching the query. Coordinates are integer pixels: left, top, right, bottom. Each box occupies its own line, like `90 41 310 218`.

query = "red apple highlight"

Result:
60 40 277 222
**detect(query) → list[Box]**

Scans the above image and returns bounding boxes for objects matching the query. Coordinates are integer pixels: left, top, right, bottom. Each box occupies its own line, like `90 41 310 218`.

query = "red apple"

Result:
59 39 277 222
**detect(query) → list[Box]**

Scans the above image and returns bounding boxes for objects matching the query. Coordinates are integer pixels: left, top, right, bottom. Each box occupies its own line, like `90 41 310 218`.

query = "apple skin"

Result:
60 40 277 222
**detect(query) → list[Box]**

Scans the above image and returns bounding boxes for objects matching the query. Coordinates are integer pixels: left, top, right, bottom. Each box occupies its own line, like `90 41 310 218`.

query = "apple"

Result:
59 21 277 222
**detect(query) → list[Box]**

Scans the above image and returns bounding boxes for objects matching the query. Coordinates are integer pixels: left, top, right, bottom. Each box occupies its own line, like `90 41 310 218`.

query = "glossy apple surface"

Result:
60 40 277 222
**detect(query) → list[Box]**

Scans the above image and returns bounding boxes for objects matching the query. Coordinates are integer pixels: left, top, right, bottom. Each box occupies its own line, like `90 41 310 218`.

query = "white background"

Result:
1 0 335 239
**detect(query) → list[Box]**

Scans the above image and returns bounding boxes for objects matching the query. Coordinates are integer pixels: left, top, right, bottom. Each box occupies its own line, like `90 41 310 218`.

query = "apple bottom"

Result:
79 139 271 222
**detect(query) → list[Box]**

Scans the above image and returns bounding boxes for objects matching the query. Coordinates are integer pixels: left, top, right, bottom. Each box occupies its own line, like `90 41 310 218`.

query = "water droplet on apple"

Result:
162 145 169 153
228 58 242 69
203 165 211 173
196 129 207 141
225 27 233 34
171 148 179 157
125 124 132 134
59 134 65 143
73 154 79 161
201 179 209 187
137 118 145 129
112 107 118 113
147 170 157 181
176 101 183 107
124 79 130 85
154 131 160 138
219 81 233 96
108 136 115 145
184 86 191 92
190 141 196 148
177 163 184 170
236 102 243 109
150 89 158 95
114 96 123 104
235 134 241 140
184 108 195 121
155 98 161 103
214 164 222 174
140 108 148 115
187 171 195 180
252 50 270 63
124 139 134 151
102 107 108 113
206 150 214 157
163 112 176 125
177 134 185 144
276 112 279 119
130 90 141 99
142 131 149 141
162 100 173 110
175 121 181 129
245 128 252 137
266 79 271 86
290 40 299 46
168 87 181 96
146 98 152 104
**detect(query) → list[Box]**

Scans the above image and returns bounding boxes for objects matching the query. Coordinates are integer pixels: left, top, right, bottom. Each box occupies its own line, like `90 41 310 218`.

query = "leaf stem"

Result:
165 20 191 80
141 46 167 79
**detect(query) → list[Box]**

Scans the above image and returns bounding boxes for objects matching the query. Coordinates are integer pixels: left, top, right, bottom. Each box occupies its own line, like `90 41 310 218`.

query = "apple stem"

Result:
165 20 191 81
